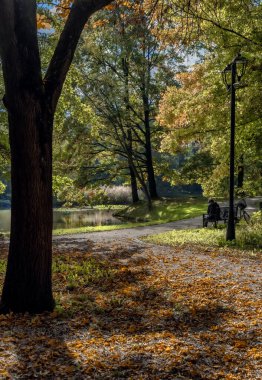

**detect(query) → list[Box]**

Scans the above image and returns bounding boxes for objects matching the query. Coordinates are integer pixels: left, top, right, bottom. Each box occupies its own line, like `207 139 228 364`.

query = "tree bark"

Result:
144 105 158 199
122 57 140 204
129 165 140 203
140 43 158 200
127 131 139 203
0 0 114 313
1 99 54 313
0 0 54 313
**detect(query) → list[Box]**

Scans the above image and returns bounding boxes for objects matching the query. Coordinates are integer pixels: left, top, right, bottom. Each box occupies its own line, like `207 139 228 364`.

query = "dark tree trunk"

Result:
1 99 54 313
122 57 140 204
126 129 139 203
144 108 158 199
129 165 139 203
0 0 114 313
0 0 54 313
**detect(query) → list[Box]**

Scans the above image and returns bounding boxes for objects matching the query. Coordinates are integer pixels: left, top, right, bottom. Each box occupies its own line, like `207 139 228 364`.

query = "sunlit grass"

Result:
144 217 262 251
114 198 206 223
144 228 225 247
53 222 149 235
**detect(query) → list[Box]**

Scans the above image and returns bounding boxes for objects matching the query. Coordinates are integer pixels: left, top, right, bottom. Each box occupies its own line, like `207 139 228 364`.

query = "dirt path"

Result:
53 216 203 245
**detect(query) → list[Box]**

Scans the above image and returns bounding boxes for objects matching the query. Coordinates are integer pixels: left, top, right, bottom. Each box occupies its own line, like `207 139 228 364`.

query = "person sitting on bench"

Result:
204 199 221 227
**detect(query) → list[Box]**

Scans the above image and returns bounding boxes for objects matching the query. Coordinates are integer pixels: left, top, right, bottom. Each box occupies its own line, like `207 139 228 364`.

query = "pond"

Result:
0 209 125 233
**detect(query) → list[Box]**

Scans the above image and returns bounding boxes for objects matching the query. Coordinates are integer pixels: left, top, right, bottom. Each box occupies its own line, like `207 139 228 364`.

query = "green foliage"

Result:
0 181 6 195
52 3 182 195
53 175 110 207
158 1 262 197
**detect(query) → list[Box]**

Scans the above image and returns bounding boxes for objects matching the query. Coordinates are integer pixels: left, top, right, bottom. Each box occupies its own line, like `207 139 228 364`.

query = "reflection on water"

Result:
0 209 124 232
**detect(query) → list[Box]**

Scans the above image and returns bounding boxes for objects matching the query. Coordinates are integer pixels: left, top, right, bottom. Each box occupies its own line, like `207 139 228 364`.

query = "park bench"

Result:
203 206 238 228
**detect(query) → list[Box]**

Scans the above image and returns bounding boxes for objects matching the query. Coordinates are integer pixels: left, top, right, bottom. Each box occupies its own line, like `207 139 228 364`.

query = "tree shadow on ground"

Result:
1 240 259 379
3 318 85 379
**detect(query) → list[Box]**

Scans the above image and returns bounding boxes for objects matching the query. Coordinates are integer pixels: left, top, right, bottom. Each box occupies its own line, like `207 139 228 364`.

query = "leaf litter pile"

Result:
0 237 261 379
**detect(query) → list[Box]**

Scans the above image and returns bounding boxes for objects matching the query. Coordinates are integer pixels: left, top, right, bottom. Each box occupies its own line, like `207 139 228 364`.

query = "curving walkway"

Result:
53 215 203 244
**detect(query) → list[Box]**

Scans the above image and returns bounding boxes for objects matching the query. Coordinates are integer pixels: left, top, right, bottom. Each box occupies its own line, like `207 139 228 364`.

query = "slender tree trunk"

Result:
122 57 140 204
1 97 54 313
129 165 139 203
140 56 158 199
144 107 158 199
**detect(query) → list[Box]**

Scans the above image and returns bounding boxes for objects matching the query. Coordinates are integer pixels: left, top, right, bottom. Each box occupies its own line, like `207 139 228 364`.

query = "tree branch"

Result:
44 0 114 112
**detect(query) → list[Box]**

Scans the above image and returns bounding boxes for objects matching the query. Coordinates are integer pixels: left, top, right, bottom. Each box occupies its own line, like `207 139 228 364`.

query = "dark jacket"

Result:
207 202 220 219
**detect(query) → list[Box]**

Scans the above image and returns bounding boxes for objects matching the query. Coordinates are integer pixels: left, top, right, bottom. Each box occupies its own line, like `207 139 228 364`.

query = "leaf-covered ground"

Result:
0 238 261 379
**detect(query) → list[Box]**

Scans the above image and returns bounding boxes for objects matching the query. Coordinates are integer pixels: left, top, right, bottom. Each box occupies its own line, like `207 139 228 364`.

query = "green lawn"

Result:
144 212 262 251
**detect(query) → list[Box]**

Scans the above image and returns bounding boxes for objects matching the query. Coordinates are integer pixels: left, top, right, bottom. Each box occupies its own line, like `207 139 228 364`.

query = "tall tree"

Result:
0 0 113 313
158 0 262 197
71 0 179 202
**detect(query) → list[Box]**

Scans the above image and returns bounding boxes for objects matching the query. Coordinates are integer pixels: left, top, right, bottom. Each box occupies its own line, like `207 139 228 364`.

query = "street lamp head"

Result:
235 53 248 82
221 53 248 91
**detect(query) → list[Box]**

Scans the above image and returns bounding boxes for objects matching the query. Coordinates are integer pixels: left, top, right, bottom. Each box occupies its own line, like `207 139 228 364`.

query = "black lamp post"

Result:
222 53 248 241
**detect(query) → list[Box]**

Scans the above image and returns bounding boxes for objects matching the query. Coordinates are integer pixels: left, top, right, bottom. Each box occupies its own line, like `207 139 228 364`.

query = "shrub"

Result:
235 212 262 249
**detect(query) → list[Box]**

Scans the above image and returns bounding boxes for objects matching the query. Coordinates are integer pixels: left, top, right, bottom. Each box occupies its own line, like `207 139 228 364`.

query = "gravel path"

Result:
53 216 203 244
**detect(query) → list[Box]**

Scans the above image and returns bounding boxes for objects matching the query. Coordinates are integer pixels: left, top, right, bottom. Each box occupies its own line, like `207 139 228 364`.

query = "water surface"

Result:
0 209 124 233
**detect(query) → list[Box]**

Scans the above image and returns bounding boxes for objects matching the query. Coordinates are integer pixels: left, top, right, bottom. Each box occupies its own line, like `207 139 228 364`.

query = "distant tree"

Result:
68 0 180 204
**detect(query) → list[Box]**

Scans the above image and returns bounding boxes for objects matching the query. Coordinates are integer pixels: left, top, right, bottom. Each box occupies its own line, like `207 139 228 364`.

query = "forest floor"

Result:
0 230 261 379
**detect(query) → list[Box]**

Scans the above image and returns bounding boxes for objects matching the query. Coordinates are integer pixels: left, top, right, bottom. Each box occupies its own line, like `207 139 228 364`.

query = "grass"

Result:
144 214 262 251
53 222 147 235
115 197 206 223
54 205 126 212
52 255 116 293
53 197 207 235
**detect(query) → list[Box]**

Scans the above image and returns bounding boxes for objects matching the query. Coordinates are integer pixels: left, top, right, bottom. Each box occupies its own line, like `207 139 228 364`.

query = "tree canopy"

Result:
157 0 262 196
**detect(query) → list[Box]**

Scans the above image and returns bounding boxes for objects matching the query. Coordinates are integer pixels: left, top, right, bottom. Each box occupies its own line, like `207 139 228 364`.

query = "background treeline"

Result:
1 0 261 207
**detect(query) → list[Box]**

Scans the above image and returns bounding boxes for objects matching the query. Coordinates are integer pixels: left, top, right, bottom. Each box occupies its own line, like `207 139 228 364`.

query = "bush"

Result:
234 212 262 249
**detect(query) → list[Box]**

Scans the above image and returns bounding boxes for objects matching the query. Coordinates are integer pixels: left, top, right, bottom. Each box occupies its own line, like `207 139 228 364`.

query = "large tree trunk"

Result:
0 0 114 313
0 0 54 313
1 96 54 313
